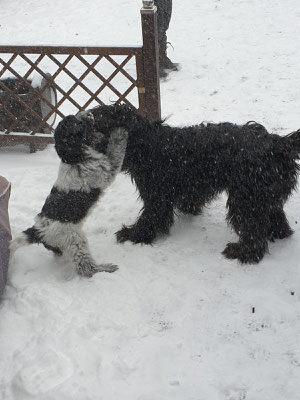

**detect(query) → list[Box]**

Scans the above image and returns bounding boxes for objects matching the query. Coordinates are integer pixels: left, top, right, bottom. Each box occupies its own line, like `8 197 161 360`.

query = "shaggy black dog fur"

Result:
88 104 300 264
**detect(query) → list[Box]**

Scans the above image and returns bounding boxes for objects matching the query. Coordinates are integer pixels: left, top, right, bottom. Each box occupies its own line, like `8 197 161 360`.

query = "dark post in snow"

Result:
140 0 161 121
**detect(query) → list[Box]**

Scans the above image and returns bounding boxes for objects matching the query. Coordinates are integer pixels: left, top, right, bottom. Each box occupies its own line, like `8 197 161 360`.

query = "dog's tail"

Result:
285 129 300 153
9 227 40 255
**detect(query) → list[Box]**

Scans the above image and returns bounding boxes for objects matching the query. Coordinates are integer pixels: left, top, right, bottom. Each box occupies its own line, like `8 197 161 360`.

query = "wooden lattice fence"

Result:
0 0 161 151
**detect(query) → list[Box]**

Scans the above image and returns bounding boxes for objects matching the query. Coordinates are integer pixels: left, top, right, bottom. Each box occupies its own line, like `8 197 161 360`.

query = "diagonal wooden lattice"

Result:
0 5 161 149
0 46 147 144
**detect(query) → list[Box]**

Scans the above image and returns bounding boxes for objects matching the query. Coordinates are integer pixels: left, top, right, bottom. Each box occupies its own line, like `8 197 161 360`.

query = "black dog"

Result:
10 112 127 277
82 104 300 264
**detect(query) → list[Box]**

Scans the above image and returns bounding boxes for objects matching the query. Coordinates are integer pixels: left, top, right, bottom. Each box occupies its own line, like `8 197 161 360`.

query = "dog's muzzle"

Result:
76 110 95 124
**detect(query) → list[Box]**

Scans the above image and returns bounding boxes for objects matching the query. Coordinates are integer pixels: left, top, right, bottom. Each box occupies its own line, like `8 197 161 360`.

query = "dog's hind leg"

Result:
9 232 31 255
59 227 118 277
223 193 270 263
116 200 174 244
268 206 293 242
9 226 42 255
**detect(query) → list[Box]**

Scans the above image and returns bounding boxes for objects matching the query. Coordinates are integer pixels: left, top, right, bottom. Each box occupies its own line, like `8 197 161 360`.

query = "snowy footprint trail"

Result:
14 348 73 396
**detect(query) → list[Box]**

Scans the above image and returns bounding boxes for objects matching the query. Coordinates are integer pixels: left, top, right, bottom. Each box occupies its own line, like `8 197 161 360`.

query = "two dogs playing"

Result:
11 105 300 276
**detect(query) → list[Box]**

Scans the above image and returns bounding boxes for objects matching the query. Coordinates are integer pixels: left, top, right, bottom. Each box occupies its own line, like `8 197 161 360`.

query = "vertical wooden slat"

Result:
140 0 161 121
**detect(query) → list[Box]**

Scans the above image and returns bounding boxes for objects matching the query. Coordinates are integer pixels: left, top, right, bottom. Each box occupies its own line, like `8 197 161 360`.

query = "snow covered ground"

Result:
1 1 300 399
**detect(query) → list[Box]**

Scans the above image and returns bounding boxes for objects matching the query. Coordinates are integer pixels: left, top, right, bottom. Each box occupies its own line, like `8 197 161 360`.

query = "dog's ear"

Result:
54 115 94 164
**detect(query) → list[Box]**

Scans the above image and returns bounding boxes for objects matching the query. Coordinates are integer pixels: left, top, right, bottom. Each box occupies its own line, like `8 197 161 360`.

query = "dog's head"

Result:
90 104 142 134
54 113 108 164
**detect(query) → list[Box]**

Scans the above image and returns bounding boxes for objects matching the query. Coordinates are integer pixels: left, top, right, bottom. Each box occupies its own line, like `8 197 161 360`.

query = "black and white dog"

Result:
10 112 127 277
85 104 300 264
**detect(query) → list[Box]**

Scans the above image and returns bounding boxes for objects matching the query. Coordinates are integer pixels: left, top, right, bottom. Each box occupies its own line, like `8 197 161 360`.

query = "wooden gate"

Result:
0 0 161 150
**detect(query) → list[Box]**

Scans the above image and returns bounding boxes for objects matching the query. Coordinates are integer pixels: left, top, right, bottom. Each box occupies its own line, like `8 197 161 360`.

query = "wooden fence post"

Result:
140 0 161 121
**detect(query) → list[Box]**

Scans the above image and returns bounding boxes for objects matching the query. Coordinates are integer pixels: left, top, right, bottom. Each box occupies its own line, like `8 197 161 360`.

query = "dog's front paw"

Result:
222 242 241 260
116 225 132 243
110 128 128 146
115 225 155 245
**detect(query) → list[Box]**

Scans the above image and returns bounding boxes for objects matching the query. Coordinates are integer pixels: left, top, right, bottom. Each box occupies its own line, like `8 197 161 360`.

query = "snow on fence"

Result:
0 0 161 152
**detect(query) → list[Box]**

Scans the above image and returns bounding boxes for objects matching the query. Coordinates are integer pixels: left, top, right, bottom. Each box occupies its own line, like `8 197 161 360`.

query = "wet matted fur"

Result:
10 112 128 277
88 104 300 264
